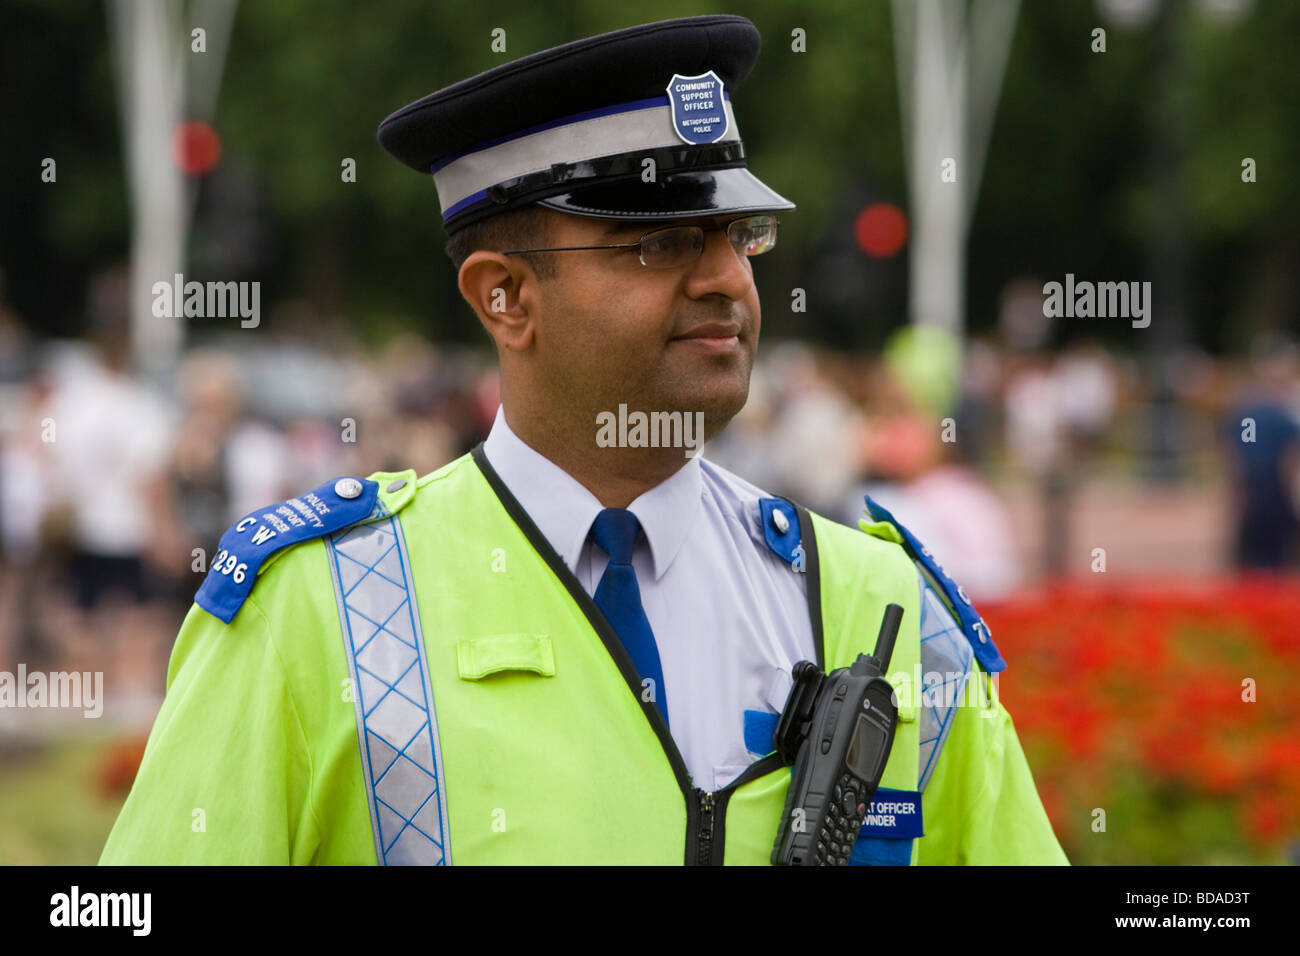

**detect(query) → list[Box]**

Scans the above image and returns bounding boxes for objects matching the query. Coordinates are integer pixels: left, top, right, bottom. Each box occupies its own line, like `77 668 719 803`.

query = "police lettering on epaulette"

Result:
195 477 380 624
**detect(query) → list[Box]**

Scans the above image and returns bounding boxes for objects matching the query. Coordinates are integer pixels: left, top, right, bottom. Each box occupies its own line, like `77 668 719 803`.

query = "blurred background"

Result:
1 0 1297 865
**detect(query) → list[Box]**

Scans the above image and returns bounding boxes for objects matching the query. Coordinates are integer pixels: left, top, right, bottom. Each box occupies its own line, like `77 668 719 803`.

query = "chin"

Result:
688 379 751 435
646 354 753 434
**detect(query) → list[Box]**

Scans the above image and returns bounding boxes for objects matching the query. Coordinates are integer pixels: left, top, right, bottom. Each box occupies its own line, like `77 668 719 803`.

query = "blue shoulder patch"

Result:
196 476 382 624
863 496 1007 674
758 497 802 567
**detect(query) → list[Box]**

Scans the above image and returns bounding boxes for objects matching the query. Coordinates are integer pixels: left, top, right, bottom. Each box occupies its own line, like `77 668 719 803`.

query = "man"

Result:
1223 335 1300 568
101 15 1067 865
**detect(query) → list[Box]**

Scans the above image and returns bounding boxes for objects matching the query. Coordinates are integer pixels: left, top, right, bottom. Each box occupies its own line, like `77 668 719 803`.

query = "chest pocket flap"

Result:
457 634 556 680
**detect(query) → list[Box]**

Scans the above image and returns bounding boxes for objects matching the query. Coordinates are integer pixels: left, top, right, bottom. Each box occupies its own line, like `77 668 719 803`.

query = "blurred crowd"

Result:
1 270 1299 689
712 329 1300 596
0 273 500 683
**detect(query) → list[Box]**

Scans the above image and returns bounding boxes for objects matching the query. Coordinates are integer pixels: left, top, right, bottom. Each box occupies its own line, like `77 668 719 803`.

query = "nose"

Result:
682 226 753 301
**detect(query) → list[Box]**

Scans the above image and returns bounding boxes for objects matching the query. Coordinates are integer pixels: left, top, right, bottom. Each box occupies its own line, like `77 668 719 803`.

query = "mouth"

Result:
670 322 743 354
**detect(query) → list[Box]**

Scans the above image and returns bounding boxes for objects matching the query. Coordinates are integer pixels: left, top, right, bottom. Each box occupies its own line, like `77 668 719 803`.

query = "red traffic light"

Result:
172 120 222 176
854 202 908 258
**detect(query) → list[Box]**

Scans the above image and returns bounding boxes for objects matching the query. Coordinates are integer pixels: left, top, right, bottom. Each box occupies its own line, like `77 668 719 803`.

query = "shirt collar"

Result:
481 405 702 580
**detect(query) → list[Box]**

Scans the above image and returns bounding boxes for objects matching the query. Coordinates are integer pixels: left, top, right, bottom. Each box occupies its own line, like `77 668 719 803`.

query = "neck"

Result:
502 402 697 509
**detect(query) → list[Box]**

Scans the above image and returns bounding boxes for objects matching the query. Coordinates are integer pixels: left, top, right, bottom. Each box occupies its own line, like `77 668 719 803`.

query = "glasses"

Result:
501 215 779 269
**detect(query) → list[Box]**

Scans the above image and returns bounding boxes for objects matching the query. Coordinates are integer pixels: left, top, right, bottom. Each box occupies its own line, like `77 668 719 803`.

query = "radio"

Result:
771 604 903 866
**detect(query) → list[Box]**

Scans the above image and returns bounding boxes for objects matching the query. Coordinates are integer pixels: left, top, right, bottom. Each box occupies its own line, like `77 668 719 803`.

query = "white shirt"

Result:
482 406 817 791
47 351 176 555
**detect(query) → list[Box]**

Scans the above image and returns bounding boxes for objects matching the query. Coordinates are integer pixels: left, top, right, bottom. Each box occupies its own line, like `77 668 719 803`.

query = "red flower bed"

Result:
981 575 1300 858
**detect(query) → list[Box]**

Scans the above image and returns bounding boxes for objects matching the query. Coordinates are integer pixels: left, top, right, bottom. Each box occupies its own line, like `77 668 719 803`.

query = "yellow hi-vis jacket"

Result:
100 449 1069 865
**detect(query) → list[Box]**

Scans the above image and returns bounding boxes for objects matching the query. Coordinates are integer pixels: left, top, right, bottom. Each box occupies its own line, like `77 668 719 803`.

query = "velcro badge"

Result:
196 476 380 623
743 709 779 756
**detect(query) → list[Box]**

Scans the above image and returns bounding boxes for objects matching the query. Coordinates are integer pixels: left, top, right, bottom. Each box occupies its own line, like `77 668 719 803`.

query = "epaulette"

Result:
195 469 418 624
757 497 802 565
858 496 1006 674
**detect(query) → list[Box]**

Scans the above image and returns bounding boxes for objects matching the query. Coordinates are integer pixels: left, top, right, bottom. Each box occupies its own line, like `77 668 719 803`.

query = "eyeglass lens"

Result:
639 216 777 268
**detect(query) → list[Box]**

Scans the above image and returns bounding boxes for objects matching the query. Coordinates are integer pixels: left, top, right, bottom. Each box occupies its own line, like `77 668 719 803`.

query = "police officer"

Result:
100 15 1067 865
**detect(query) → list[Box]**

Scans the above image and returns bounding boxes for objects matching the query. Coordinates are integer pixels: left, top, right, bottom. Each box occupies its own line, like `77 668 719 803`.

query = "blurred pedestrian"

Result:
1223 335 1300 568
44 269 176 612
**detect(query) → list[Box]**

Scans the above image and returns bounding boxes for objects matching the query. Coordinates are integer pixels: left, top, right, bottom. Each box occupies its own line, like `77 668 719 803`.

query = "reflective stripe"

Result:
917 575 973 792
432 97 739 215
327 507 452 865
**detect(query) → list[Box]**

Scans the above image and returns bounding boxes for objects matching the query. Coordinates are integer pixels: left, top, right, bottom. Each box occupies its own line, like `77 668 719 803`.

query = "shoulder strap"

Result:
194 469 420 624
860 496 1007 674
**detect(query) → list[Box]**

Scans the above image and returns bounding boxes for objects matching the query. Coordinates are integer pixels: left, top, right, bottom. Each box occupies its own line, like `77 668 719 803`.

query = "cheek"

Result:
540 278 637 370
582 281 669 350
536 264 679 383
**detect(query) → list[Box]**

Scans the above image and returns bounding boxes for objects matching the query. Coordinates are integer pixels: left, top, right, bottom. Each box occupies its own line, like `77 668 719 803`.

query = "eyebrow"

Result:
599 221 646 240
598 219 718 241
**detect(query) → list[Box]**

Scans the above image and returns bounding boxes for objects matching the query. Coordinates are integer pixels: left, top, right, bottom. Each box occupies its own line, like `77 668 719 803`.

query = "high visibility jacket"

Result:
99 449 1068 865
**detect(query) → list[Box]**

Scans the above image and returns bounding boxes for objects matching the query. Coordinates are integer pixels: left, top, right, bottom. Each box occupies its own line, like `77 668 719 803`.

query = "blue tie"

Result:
589 508 669 728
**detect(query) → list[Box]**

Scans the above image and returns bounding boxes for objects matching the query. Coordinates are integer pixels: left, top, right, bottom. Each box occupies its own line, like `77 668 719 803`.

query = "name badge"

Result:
857 787 924 839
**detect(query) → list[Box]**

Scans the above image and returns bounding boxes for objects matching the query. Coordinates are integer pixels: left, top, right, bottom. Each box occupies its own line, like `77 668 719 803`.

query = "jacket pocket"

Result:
456 634 555 680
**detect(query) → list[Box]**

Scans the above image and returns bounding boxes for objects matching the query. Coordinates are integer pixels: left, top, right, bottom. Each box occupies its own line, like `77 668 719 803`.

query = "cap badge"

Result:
666 70 729 145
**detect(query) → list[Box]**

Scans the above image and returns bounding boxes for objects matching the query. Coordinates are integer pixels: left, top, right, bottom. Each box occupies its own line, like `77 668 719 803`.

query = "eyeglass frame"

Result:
499 214 779 268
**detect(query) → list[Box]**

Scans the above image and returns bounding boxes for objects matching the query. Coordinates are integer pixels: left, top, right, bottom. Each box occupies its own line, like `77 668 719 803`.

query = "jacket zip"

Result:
687 751 787 865
696 789 716 865
473 446 826 866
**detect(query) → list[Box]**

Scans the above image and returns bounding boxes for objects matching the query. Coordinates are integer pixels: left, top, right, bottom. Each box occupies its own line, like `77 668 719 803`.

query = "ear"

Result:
458 251 542 352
